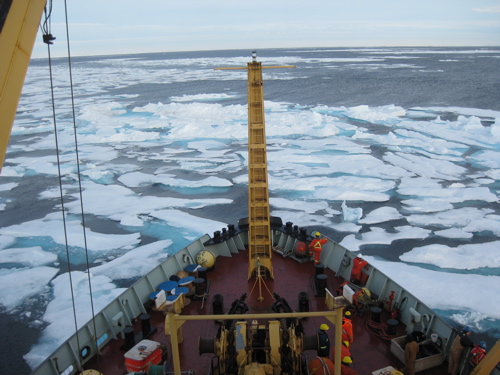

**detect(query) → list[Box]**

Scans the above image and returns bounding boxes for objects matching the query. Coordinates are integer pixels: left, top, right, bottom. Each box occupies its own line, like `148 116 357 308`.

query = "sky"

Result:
31 0 500 58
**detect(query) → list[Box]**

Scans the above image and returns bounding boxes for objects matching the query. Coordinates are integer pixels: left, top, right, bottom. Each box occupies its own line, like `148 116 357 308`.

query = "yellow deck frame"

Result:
166 291 347 375
0 0 46 170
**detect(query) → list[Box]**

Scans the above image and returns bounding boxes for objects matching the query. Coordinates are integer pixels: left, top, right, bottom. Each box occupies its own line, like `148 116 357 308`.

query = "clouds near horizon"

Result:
31 0 500 58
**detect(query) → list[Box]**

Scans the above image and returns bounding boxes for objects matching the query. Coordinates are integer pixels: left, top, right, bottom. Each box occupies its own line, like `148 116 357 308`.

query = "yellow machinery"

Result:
167 291 348 375
0 0 47 170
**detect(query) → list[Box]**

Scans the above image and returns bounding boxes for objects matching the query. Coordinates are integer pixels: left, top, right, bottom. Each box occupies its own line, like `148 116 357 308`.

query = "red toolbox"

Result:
124 339 162 372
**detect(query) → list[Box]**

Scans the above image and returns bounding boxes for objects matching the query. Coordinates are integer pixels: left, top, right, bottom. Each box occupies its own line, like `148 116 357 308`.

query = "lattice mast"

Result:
246 52 273 280
216 52 294 286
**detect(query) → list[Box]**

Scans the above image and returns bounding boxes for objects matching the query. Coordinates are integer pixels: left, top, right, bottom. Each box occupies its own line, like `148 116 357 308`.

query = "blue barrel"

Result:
184 264 199 275
158 280 178 293
178 276 195 286
171 286 189 296
149 291 160 300
166 295 179 302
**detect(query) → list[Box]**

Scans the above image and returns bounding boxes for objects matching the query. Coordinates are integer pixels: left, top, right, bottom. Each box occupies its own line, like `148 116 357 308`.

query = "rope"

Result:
365 317 399 342
310 356 331 375
40 1 56 45
42 1 99 371
45 30 84 375
61 0 101 372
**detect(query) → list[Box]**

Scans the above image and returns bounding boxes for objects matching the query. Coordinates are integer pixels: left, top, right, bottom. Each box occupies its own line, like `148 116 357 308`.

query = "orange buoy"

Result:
308 356 335 375
295 241 308 257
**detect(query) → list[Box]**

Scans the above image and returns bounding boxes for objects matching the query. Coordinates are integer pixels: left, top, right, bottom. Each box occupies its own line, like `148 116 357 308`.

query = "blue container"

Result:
158 280 178 293
178 276 195 286
184 264 199 274
149 291 160 300
171 286 189 296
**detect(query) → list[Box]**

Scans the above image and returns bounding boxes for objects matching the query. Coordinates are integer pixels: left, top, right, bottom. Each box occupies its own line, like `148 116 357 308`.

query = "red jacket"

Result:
309 238 327 251
470 345 486 366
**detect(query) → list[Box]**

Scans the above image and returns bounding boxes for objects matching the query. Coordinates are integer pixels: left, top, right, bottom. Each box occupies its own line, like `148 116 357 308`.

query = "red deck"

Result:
84 249 449 374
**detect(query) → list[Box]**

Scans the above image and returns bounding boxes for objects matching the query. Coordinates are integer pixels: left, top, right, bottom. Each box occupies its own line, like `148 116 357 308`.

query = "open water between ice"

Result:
1 47 500 374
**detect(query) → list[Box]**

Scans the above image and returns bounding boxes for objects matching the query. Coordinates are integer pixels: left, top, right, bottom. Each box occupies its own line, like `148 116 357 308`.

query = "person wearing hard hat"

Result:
341 357 358 375
342 356 353 366
342 341 352 361
448 326 474 375
342 312 354 344
309 232 328 264
317 323 330 358
469 341 487 369
332 340 352 366
332 356 358 375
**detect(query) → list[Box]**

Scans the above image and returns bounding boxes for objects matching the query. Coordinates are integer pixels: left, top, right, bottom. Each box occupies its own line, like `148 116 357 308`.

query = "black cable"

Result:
46 38 83 374
62 0 101 372
41 1 55 44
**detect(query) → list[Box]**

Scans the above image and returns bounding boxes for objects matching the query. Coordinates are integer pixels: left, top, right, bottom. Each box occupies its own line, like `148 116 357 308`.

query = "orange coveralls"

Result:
342 317 354 344
309 238 328 264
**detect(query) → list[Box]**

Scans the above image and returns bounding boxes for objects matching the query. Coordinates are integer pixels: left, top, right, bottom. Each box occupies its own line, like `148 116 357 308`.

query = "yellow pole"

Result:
166 312 187 375
0 0 47 170
334 309 343 375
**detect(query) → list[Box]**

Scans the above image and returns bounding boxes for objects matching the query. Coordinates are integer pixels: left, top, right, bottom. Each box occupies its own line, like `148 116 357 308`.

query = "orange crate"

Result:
124 339 162 372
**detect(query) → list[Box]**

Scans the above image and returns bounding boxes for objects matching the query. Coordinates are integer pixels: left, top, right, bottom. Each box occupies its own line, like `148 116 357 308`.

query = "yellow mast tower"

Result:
216 52 294 298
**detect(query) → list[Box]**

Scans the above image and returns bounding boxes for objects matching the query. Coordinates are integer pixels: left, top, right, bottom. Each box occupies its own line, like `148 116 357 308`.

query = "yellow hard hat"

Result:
342 356 353 364
343 341 349 347
345 311 351 316
320 324 329 331
315 232 321 237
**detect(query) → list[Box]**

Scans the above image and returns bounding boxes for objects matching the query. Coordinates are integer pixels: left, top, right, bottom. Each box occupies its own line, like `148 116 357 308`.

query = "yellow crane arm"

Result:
0 0 46 171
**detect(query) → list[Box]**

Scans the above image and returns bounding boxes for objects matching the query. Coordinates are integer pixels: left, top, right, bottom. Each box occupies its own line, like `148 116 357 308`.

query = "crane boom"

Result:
0 0 46 171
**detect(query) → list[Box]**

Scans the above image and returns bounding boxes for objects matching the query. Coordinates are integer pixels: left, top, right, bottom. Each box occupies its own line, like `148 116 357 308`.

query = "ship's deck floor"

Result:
84 249 449 375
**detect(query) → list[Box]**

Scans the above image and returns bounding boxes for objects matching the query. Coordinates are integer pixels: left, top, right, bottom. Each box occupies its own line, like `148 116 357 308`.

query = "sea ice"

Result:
0 247 58 267
359 207 402 224
0 266 58 310
0 212 141 252
3 54 500 370
364 256 500 321
433 228 473 239
340 226 431 251
91 240 173 279
341 200 363 222
400 241 500 269
23 271 126 368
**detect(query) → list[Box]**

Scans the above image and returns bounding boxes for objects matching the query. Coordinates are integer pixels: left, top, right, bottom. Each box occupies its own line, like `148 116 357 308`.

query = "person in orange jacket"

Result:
469 341 487 369
342 311 354 344
332 340 352 364
309 232 328 264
